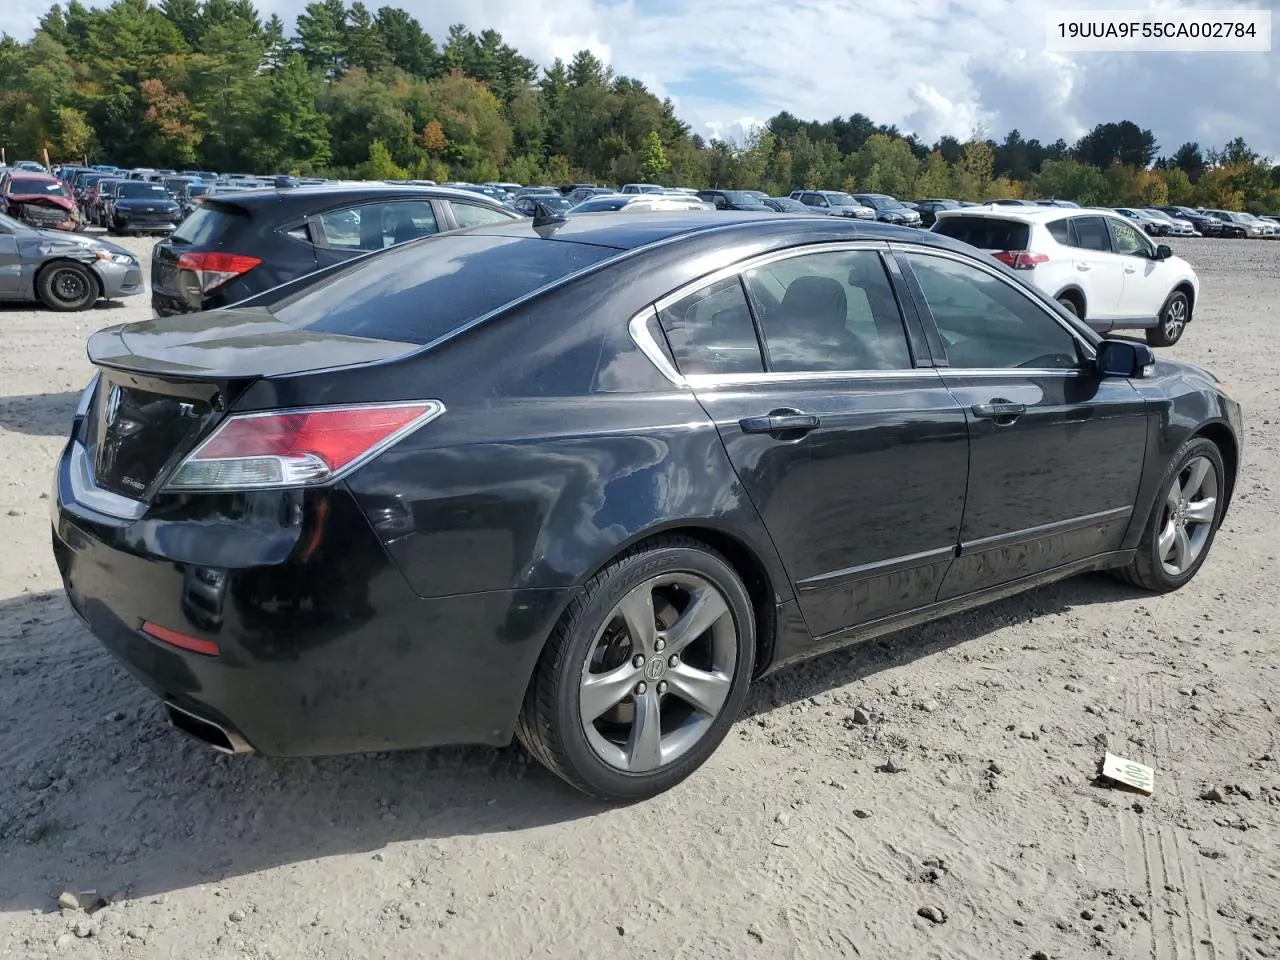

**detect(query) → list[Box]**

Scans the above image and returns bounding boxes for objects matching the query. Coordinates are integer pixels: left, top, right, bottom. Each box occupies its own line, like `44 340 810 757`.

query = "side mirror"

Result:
1154 244 1173 260
1097 339 1156 378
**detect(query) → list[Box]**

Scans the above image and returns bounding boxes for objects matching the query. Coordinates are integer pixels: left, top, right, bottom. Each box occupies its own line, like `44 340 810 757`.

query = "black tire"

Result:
1114 437 1225 593
1057 295 1081 317
1146 290 1190 347
36 261 99 312
516 535 756 801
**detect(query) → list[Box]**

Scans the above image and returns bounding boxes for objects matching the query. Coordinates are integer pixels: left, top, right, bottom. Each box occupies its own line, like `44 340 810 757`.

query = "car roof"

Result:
459 210 955 253
934 204 1086 222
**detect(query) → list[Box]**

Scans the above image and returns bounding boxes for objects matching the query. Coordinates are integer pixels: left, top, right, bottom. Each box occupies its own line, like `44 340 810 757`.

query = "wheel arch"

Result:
572 521 785 679
1053 284 1087 317
1193 420 1238 514
1172 280 1196 319
35 256 102 305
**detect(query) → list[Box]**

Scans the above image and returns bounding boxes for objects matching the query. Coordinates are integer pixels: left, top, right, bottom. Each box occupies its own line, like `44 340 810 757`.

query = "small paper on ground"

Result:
1101 752 1155 795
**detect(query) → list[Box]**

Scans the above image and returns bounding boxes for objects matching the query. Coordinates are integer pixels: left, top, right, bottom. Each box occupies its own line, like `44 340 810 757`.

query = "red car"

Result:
0 173 80 231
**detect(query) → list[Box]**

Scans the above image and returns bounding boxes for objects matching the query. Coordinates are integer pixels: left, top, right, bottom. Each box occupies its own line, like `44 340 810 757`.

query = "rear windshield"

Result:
933 216 1030 251
171 204 244 244
271 234 616 345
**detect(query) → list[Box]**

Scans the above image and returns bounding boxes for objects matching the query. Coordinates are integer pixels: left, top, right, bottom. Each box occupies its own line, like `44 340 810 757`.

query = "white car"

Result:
932 205 1200 347
568 194 712 213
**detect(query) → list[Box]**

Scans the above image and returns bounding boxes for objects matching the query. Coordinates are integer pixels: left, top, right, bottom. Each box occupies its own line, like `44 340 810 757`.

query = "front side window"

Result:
905 252 1081 370
657 276 763 375
320 200 439 251
1106 217 1152 257
743 249 912 371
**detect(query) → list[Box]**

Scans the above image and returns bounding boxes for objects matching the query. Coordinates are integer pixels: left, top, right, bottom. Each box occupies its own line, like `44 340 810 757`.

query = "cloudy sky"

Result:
3 0 1277 157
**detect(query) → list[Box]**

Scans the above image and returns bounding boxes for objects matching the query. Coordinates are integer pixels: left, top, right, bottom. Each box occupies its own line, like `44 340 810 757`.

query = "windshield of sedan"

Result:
858 195 901 210
118 182 170 199
9 178 65 195
719 191 764 205
826 193 859 206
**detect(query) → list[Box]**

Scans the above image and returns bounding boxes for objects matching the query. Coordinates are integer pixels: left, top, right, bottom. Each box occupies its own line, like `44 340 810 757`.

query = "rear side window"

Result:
320 199 439 252
658 276 763 375
449 201 514 229
932 216 1030 251
271 234 615 345
171 205 244 244
1070 216 1110 252
1046 219 1070 244
743 249 912 371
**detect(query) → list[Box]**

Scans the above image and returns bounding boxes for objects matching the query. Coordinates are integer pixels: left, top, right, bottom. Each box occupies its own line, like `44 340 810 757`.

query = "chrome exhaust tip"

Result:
163 701 254 755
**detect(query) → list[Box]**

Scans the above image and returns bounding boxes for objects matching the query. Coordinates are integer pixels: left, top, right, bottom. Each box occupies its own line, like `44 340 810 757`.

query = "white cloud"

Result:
3 0 1276 157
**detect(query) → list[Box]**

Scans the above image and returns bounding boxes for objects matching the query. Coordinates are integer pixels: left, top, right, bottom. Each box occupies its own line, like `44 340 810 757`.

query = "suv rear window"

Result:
271 234 616 345
171 204 246 245
933 216 1030 251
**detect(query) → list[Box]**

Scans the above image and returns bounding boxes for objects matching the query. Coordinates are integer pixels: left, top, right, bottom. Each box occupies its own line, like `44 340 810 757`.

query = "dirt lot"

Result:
1 234 1278 960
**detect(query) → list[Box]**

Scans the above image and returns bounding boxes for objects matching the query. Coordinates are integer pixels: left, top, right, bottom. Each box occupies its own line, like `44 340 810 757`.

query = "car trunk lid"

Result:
83 309 418 501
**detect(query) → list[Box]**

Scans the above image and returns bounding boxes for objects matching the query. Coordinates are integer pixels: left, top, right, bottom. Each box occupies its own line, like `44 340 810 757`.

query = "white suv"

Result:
932 205 1200 346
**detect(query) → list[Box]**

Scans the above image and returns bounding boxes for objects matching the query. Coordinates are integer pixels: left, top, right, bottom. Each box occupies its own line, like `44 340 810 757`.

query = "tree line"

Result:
2 0 1278 212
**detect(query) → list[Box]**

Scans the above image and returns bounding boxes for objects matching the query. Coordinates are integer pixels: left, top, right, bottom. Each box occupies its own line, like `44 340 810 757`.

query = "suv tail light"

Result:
166 401 445 491
176 251 263 294
993 250 1049 270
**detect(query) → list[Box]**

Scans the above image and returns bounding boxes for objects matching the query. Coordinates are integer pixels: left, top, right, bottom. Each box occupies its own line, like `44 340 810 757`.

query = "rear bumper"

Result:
52 443 572 756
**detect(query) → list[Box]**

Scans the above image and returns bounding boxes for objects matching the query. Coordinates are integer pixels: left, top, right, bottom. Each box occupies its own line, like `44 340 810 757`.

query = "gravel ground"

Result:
1 234 1278 960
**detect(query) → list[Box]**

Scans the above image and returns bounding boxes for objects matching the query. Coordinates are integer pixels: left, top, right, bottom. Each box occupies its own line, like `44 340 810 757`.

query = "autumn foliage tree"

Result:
0 0 1274 211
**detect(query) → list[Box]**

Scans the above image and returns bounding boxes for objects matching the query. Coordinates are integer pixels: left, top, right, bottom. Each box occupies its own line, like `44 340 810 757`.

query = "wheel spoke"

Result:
615 586 657 656
1172 526 1192 571
1157 520 1177 559
625 689 664 772
665 662 732 718
1184 458 1210 497
1165 482 1182 514
1185 497 1216 525
663 587 729 655
580 661 641 722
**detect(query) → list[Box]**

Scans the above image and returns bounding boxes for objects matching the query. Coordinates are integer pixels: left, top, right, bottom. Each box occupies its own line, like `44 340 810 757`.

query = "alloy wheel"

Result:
579 573 737 773
1157 455 1218 576
1163 297 1187 343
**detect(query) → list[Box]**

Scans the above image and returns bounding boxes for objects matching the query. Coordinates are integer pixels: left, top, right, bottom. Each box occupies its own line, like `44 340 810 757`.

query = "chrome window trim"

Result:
888 243 1098 364
628 238 1104 388
650 239 890 316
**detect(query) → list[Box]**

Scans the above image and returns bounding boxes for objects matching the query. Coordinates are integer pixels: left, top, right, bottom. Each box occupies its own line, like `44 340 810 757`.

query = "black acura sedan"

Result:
53 212 1241 800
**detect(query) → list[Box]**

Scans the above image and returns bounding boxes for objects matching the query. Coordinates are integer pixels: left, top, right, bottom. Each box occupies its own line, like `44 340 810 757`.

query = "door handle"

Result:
1124 265 1136 273
1075 263 1091 271
971 400 1026 422
739 410 821 435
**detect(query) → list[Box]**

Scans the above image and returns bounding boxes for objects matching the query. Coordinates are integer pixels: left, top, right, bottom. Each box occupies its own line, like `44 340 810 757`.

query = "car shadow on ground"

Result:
0 391 80 437
0 571 1147 910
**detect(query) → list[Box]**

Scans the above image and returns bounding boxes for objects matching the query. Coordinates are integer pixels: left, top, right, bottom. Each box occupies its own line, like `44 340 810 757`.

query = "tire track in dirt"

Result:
1121 671 1238 960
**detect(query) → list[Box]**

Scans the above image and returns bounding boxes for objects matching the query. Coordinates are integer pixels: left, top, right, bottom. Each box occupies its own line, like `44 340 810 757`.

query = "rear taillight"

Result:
176 251 263 293
166 401 445 491
992 250 1049 270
